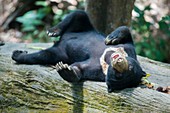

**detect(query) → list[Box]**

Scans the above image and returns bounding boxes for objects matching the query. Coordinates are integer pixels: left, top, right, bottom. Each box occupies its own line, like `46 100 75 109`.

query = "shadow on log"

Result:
0 43 170 112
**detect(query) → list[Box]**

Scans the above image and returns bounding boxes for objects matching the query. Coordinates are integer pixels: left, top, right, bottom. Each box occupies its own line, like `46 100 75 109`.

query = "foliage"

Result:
16 0 84 42
132 5 170 62
16 1 50 42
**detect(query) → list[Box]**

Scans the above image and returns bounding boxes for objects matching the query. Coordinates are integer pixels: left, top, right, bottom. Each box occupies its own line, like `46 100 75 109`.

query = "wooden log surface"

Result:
0 43 170 113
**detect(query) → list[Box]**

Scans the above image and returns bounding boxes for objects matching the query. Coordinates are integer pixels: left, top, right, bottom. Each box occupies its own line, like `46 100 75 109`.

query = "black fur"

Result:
12 10 146 92
106 57 146 92
0 41 5 46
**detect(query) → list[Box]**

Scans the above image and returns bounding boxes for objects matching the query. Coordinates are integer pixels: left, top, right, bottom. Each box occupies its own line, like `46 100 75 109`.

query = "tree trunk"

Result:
0 0 36 30
0 43 170 112
0 0 18 28
85 0 135 34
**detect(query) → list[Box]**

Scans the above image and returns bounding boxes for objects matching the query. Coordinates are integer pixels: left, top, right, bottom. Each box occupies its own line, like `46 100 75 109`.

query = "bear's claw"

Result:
55 62 71 71
55 62 80 82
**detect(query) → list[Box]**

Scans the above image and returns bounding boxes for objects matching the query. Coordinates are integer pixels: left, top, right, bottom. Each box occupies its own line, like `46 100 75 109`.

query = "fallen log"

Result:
0 43 170 113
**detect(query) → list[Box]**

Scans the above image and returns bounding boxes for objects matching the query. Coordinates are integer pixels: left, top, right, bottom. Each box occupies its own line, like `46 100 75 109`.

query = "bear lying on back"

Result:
12 10 146 92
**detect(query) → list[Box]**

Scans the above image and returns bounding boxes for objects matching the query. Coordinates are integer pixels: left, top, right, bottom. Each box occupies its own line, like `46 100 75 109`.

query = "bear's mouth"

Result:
110 52 128 73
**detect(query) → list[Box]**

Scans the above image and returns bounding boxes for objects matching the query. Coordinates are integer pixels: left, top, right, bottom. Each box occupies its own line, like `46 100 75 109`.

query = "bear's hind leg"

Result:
47 10 94 37
12 47 67 65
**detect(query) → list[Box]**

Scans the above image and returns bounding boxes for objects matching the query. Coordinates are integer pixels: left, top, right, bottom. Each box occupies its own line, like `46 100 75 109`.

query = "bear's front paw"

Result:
12 50 28 61
54 62 80 82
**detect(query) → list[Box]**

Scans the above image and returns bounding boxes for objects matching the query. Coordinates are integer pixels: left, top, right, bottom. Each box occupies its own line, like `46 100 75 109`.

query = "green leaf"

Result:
32 19 44 25
38 31 46 38
159 21 169 35
145 50 153 59
33 30 39 35
37 7 51 19
56 9 63 15
17 17 44 26
21 11 37 19
22 33 32 40
144 5 151 11
16 17 27 24
133 6 143 15
135 44 142 54
162 15 170 21
35 1 48 7
16 10 45 25
22 26 36 32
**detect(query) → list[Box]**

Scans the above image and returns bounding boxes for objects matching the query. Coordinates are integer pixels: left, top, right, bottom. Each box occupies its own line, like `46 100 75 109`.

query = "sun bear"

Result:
12 10 146 92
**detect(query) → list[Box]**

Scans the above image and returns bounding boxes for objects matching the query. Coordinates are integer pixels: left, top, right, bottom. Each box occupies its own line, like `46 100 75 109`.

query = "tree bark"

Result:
0 0 36 30
0 0 18 27
0 43 170 112
85 0 135 34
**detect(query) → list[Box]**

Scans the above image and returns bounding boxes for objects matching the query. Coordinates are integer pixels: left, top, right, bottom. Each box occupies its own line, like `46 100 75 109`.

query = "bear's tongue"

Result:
112 54 119 60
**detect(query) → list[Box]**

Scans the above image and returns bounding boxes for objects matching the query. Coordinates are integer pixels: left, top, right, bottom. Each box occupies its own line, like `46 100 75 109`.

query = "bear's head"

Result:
106 52 146 93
